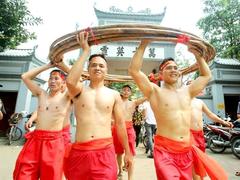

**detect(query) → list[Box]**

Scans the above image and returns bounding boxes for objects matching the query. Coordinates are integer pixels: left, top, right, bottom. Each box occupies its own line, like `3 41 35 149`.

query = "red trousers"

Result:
64 138 117 180
13 129 65 180
154 135 227 180
191 129 206 152
112 121 136 155
62 124 71 147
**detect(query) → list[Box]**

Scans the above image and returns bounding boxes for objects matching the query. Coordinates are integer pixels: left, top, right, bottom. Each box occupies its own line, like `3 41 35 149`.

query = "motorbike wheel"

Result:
231 137 240 159
205 131 215 148
209 135 226 153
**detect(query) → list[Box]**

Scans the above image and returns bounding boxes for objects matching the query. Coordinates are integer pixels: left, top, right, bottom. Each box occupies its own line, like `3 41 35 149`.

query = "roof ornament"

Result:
127 6 133 13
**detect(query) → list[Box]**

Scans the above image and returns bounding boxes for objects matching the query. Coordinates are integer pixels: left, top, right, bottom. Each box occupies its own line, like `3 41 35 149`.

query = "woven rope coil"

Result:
49 24 216 81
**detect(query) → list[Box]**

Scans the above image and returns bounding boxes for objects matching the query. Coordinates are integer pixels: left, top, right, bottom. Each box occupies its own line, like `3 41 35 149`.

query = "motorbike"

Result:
207 124 232 153
230 123 240 159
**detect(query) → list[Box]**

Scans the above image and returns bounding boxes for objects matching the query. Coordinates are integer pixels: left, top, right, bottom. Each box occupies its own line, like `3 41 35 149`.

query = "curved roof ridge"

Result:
94 6 166 17
0 48 34 57
214 57 240 66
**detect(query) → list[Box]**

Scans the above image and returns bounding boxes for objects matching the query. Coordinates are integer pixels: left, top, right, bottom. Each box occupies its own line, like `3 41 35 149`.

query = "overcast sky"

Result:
19 0 205 60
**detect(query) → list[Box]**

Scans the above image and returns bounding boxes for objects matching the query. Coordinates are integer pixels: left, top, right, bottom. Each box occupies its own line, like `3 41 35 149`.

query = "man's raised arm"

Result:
188 43 212 97
113 92 133 169
128 40 154 98
21 63 54 96
134 97 147 107
66 32 90 97
202 101 233 127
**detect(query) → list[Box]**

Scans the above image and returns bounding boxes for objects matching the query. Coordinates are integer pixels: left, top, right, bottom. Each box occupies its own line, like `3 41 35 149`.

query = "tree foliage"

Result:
197 0 240 59
0 0 42 51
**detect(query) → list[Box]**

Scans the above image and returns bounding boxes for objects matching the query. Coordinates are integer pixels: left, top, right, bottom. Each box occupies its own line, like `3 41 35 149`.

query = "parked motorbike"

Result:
230 127 240 159
207 124 231 153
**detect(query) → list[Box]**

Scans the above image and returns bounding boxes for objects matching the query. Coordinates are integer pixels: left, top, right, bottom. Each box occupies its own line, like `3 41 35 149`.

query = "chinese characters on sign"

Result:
100 45 109 56
117 46 124 56
98 45 162 59
148 48 156 58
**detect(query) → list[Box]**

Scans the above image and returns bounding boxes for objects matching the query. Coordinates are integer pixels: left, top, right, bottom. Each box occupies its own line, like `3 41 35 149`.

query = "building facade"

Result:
201 58 240 122
91 6 175 75
0 49 46 135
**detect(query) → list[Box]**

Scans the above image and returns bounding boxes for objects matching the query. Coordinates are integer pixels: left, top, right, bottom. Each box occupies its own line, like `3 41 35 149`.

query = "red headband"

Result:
160 61 177 71
51 72 65 80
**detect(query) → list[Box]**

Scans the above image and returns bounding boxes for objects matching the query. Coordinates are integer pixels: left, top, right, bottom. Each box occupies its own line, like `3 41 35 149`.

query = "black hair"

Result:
152 69 157 74
50 69 66 80
122 84 132 91
159 57 175 71
89 54 107 62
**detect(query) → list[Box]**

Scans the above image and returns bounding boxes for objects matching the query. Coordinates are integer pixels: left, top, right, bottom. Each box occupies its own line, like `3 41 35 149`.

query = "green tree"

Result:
0 0 42 51
197 0 240 59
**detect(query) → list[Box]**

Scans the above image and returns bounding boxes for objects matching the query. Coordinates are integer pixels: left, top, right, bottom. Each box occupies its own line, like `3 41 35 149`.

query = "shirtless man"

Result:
64 31 132 180
128 40 227 180
25 80 72 147
13 60 72 180
112 84 146 179
189 92 233 152
189 91 233 180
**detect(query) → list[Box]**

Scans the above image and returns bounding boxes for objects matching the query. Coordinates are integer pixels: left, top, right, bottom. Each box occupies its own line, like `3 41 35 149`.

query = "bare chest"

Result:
38 93 69 112
153 89 191 111
75 90 114 113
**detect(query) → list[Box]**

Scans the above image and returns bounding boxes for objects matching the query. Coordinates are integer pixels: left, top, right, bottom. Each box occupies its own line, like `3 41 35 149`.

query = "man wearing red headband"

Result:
129 40 227 180
13 60 72 180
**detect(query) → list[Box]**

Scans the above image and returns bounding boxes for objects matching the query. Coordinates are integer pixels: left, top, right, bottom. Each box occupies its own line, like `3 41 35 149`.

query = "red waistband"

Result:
154 135 192 153
190 129 204 135
72 137 113 151
62 124 70 132
25 129 63 140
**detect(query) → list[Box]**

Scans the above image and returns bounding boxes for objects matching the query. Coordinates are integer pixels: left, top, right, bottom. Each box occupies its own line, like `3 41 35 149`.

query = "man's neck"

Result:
162 82 178 90
121 97 129 102
49 90 60 97
89 81 104 89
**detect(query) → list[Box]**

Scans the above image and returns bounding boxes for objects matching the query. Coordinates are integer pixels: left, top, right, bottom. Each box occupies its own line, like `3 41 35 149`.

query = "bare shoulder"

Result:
62 89 72 100
152 83 161 93
105 86 120 97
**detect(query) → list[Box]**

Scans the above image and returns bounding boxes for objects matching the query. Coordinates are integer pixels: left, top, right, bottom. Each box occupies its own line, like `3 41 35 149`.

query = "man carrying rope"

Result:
13 60 72 180
128 40 227 180
64 31 132 180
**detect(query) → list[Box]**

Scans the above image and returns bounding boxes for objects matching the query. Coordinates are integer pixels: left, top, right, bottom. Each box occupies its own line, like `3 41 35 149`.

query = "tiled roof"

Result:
94 7 166 19
0 49 34 57
214 58 240 66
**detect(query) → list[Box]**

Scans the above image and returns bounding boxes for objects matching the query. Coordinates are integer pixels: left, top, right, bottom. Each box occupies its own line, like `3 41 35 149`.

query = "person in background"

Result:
237 100 240 120
142 100 156 158
235 100 240 177
187 81 233 180
0 98 6 120
112 84 146 179
132 105 145 147
148 69 159 85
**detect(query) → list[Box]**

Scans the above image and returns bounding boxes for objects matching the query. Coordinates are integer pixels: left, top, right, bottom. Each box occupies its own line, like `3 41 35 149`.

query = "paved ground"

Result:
0 142 239 180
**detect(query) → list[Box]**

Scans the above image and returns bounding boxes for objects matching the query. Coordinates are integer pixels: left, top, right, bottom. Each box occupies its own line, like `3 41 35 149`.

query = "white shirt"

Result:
143 101 156 125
